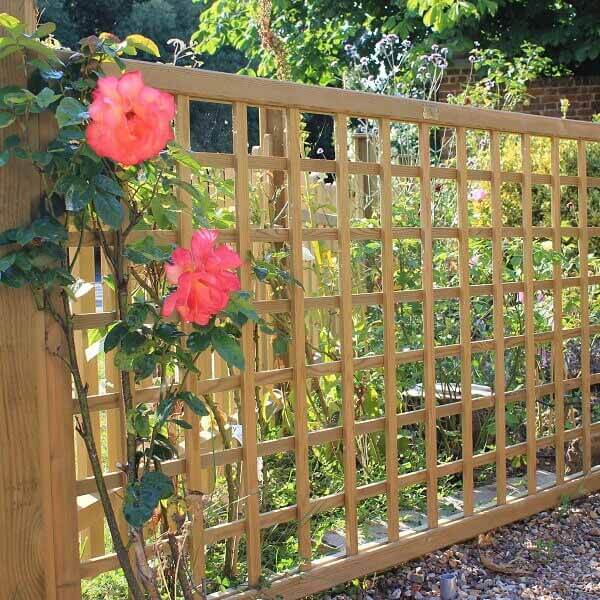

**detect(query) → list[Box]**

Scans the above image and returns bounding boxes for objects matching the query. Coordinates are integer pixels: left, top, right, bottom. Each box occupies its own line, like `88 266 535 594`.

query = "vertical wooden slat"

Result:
335 114 359 554
285 107 312 567
578 140 592 474
522 135 538 495
418 123 438 528
551 138 565 485
176 95 206 582
490 131 506 505
456 128 473 515
233 101 262 583
380 118 399 540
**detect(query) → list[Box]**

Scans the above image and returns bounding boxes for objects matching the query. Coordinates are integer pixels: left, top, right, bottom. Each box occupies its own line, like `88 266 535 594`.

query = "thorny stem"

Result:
131 527 161 600
160 506 194 600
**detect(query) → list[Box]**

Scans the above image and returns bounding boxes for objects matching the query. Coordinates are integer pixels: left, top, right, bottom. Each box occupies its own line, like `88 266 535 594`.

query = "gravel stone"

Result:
316 491 600 599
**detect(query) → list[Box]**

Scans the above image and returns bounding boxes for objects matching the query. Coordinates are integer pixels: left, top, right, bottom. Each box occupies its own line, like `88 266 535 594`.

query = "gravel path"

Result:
319 491 600 600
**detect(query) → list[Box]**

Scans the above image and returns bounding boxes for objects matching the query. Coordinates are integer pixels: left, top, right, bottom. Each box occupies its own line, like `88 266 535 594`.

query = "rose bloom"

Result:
86 71 175 165
162 230 241 326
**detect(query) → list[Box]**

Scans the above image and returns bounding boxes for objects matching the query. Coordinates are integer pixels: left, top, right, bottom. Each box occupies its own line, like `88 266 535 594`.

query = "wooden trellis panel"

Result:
34 53 600 599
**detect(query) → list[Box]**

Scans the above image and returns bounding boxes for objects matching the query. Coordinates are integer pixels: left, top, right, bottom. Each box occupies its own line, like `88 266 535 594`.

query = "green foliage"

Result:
406 0 498 32
449 43 563 111
123 471 174 527
82 571 128 600
193 0 599 89
123 236 173 265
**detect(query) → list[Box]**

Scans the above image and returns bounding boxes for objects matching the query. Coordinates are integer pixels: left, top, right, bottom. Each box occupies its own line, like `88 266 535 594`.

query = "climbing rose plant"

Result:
0 14 274 600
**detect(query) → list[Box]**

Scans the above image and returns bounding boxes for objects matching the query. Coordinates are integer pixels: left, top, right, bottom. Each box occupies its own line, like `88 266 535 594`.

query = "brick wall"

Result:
438 62 600 121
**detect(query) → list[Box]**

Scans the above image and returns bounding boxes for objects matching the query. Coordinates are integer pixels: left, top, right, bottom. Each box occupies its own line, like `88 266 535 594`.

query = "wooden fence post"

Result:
0 1 81 598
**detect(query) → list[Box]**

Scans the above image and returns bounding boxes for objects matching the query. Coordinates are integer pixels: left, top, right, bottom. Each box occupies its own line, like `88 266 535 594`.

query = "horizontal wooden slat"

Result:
96 56 600 141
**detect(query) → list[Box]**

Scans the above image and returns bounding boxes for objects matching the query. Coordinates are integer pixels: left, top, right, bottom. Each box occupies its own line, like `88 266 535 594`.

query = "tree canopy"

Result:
192 0 600 84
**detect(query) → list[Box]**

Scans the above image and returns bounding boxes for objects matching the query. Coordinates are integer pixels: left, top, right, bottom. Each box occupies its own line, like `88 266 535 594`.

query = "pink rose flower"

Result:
86 71 176 165
162 230 242 326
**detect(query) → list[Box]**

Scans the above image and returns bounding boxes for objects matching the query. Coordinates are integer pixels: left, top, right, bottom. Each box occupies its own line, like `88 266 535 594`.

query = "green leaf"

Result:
126 302 149 328
93 174 123 197
0 13 23 31
0 149 9 166
176 390 209 416
31 217 67 242
187 330 212 353
55 97 88 128
133 354 157 380
3 88 32 105
93 191 124 229
171 418 193 429
171 179 210 213
155 322 184 342
35 87 59 109
127 407 152 438
114 348 136 371
0 44 18 61
0 112 14 128
19 37 57 60
211 329 245 370
167 142 202 173
104 321 128 352
121 330 146 353
15 226 35 245
55 175 93 211
125 34 160 57
123 471 173 528
3 133 19 149
142 471 173 500
273 333 290 357
156 396 175 426
225 292 258 323
31 151 53 166
124 236 172 265
33 22 56 38
0 251 16 272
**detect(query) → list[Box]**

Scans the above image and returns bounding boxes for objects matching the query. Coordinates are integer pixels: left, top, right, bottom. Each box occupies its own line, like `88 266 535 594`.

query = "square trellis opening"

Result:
349 173 381 226
501 182 523 226
394 239 422 290
471 295 494 342
397 362 426 413
351 240 382 293
432 178 457 227
353 368 385 420
433 239 459 288
395 302 423 351
390 122 420 166
392 177 421 226
500 133 522 172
